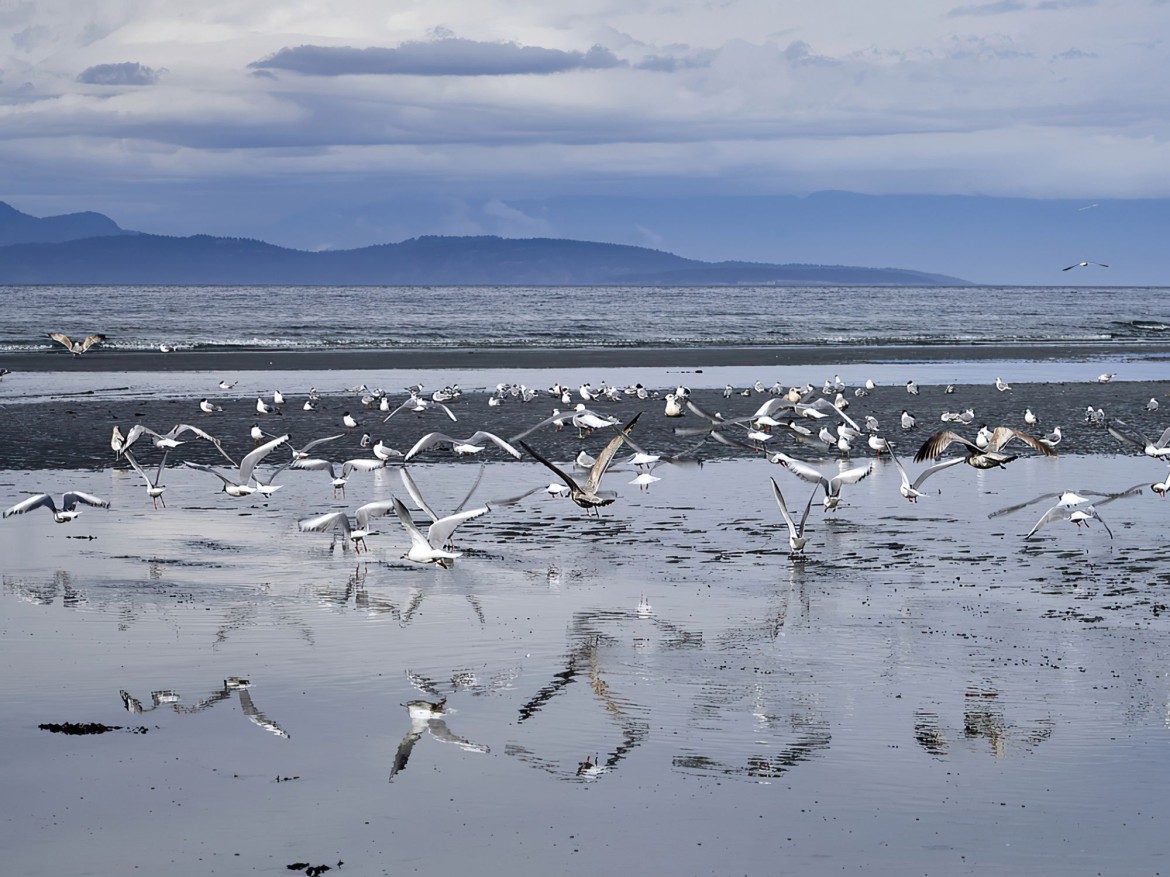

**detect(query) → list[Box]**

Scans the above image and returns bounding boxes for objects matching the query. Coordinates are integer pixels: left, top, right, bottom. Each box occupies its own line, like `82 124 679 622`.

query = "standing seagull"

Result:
4 490 110 523
48 332 105 356
770 478 816 559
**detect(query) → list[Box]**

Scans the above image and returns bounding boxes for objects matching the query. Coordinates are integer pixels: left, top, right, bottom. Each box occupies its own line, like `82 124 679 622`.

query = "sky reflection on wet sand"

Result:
3 451 1170 875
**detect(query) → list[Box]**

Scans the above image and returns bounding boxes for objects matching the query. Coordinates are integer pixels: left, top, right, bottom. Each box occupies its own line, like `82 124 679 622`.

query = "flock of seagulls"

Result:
4 364 1165 562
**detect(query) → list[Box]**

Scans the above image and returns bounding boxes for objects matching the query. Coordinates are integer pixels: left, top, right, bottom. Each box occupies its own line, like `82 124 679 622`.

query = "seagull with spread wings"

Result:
914 426 1055 469
519 413 639 515
4 490 110 523
48 332 105 356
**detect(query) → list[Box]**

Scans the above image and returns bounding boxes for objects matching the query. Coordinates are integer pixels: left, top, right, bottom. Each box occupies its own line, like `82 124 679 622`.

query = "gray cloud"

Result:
947 0 1027 16
76 62 162 86
249 38 624 77
1052 47 1098 59
1036 0 1098 8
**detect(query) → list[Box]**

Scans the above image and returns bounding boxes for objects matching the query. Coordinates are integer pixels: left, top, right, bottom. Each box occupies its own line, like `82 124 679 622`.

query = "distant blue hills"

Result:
0 200 968 286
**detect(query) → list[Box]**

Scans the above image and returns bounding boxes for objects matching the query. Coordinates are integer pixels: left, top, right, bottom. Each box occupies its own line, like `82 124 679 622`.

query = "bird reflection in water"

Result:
388 696 489 781
507 604 695 781
913 689 1053 757
119 676 288 738
309 566 487 626
4 570 87 608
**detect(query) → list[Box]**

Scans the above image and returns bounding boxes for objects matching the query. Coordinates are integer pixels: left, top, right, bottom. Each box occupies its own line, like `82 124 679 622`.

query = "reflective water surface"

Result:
3 453 1170 875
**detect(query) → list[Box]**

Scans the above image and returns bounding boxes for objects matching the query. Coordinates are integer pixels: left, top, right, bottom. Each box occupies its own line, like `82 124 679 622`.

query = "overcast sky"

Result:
1 0 1167 265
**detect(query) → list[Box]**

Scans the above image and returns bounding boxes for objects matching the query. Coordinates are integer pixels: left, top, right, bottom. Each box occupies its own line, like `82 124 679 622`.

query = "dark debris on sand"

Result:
38 722 149 735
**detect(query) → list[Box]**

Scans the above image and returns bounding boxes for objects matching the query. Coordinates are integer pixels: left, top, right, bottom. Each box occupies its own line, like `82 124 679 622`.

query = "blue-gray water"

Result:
2 284 1167 351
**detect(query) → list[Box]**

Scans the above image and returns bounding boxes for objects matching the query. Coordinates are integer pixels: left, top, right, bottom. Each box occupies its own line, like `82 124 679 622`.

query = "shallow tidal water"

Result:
3 450 1170 876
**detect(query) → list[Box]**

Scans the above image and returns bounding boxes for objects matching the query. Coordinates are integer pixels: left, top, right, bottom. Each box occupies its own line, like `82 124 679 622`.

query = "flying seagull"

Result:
47 332 106 356
914 426 1056 469
518 413 639 515
4 490 110 523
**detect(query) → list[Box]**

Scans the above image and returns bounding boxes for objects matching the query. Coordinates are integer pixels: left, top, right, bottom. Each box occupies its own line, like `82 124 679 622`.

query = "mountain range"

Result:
0 200 968 286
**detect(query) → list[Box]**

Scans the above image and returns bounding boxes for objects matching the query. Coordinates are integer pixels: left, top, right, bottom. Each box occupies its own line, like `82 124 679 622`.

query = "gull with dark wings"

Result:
914 426 1055 469
519 413 639 515
48 332 106 356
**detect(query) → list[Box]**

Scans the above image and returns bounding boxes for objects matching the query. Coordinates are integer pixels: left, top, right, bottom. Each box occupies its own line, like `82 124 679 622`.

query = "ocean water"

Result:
1 284 1167 352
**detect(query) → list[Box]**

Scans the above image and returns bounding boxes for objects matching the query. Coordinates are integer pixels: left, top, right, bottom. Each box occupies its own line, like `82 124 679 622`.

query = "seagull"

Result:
906 380 919 396
1146 398 1160 412
1040 426 1062 449
987 484 1142 519
1106 423 1170 459
124 449 169 509
287 433 346 460
390 495 489 568
372 440 404 462
770 478 816 559
1152 471 1170 497
1026 503 1113 540
1063 261 1108 271
199 399 222 415
111 425 125 458
342 412 360 429
901 410 916 430
383 395 458 422
630 472 661 492
663 394 685 417
182 434 289 497
218 380 236 390
256 398 280 416
4 490 110 523
289 457 386 498
519 414 639 515
1097 373 1115 384
1024 408 1038 427
47 332 105 356
297 500 400 553
769 453 873 511
886 445 966 502
404 431 522 462
122 423 231 460
914 426 1056 469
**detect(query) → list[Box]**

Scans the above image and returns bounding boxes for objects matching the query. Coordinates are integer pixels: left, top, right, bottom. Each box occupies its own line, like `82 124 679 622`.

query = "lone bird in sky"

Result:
1062 261 1108 271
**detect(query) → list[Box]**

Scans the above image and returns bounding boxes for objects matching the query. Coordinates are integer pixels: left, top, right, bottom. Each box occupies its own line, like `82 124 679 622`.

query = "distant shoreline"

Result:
3 341 1170 373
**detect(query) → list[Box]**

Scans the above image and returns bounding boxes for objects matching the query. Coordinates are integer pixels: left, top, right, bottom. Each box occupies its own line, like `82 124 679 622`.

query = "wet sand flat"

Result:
3 351 1170 876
